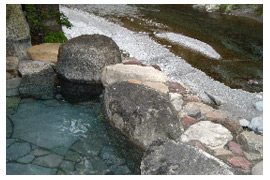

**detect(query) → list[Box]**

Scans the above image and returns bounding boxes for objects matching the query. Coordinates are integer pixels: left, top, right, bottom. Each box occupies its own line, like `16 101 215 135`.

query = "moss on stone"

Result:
6 4 30 40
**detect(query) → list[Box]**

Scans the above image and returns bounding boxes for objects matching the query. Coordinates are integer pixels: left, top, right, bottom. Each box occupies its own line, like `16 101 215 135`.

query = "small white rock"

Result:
239 119 250 127
248 115 263 134
254 101 263 112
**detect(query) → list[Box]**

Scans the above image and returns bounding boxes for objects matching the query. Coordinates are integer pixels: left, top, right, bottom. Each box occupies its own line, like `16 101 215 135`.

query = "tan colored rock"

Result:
101 64 169 93
6 56 19 71
102 64 168 85
180 121 233 150
127 79 142 84
143 81 169 94
27 43 61 63
202 110 227 121
181 102 213 118
214 148 233 156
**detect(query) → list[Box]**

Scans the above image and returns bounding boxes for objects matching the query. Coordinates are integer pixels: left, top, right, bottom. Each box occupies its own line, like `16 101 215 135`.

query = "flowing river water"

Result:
63 4 263 93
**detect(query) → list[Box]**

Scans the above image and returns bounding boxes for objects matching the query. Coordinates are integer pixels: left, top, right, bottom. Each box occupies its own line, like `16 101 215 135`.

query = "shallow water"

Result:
6 97 142 175
64 4 262 92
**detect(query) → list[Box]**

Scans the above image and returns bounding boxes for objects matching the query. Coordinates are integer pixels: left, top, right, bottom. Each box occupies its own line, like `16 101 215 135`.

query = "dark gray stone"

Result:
56 34 121 102
6 142 31 161
32 153 63 168
75 156 110 175
104 81 183 149
6 117 13 138
6 77 21 97
141 140 235 175
6 163 57 175
17 155 35 163
6 5 31 60
18 60 57 100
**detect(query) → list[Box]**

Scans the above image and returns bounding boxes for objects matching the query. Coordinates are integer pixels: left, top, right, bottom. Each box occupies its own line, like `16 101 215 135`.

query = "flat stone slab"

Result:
6 163 57 175
17 155 35 163
180 121 233 150
10 101 99 155
6 142 31 161
27 43 61 63
32 153 64 168
141 140 235 175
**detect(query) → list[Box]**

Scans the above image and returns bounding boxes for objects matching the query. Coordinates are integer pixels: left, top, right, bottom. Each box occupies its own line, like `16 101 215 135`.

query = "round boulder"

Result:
104 81 184 150
56 34 121 102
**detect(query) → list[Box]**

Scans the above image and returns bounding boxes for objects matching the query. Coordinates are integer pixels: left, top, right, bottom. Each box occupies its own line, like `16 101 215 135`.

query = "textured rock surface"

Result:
104 81 183 149
141 140 234 175
252 161 263 175
180 121 233 150
32 154 64 168
227 156 251 170
169 93 183 112
56 34 121 102
27 43 61 63
6 77 21 97
227 141 243 155
101 64 168 93
214 148 233 156
18 60 57 100
6 5 31 60
236 131 263 156
6 56 19 71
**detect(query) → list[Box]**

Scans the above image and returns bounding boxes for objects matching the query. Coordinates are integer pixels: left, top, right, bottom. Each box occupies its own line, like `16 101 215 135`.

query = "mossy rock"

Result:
6 96 21 115
6 4 30 41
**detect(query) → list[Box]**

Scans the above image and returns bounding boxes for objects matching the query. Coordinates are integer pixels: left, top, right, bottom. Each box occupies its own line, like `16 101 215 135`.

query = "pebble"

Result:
227 141 243 155
227 156 251 170
239 119 250 127
253 101 263 111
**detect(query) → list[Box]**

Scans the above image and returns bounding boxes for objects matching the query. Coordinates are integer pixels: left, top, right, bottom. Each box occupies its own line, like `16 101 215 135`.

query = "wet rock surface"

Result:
141 140 235 175
6 98 140 175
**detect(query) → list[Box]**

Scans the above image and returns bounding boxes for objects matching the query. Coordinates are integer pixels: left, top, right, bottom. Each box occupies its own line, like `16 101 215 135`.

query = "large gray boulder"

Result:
104 81 184 150
141 140 235 175
18 60 57 100
56 34 121 102
6 5 31 60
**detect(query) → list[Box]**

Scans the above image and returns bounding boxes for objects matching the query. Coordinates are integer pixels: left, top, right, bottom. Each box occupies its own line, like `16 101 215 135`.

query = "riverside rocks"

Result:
236 131 263 157
252 161 263 175
18 60 57 100
56 34 121 102
180 121 233 150
101 64 168 94
104 81 183 150
248 115 263 134
27 43 61 63
141 140 234 175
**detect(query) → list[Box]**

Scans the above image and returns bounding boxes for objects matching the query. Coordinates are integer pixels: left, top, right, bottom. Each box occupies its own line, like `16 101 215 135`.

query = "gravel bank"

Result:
60 5 262 122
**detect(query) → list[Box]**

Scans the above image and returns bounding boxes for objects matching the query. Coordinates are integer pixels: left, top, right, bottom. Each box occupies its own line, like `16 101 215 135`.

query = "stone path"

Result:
6 98 133 175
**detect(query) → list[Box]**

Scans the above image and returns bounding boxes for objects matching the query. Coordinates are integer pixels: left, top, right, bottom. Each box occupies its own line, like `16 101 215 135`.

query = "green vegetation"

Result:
219 4 240 13
255 5 263 15
25 4 72 43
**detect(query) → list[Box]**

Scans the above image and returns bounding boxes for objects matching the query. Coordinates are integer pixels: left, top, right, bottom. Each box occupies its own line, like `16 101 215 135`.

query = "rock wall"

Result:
6 4 31 60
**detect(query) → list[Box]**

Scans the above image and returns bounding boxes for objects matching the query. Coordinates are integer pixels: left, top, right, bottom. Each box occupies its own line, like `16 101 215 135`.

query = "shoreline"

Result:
60 6 263 123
